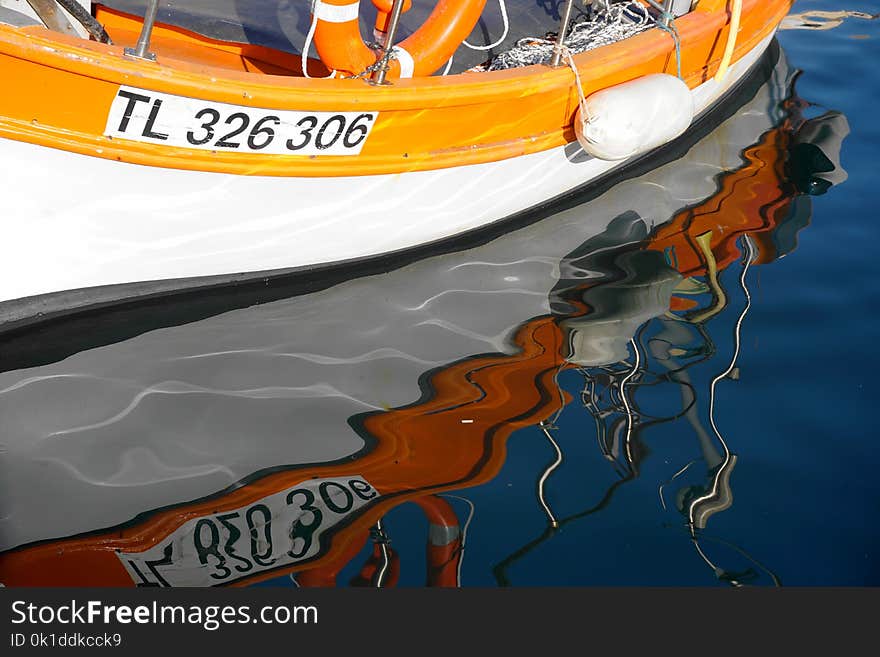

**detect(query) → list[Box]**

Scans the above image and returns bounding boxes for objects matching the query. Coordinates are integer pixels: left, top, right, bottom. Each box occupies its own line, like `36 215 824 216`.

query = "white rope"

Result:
463 0 510 51
619 337 641 468
441 54 455 76
441 55 455 76
303 4 337 79
562 47 594 125
373 519 391 587
440 494 475 586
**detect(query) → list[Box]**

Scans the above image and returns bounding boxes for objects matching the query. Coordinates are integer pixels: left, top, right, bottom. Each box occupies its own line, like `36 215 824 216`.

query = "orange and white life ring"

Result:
415 496 463 587
295 496 462 587
311 0 488 78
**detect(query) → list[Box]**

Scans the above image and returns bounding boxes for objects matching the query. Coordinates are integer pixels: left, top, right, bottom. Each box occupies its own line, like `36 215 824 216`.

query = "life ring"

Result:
311 0 488 78
295 496 462 587
346 497 462 586
414 496 463 587
372 0 413 36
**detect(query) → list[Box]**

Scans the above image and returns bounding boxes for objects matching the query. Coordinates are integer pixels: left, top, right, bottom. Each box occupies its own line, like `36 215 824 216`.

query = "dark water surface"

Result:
1 1 878 587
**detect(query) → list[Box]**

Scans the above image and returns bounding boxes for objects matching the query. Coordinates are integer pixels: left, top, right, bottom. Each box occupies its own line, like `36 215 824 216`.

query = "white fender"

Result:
575 73 695 162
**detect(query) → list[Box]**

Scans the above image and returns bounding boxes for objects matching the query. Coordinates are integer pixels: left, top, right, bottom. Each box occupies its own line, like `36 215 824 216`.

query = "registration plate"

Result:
104 86 378 156
117 476 380 587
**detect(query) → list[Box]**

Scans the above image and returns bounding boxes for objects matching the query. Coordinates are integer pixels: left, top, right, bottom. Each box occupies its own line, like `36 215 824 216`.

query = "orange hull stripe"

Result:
0 1 794 176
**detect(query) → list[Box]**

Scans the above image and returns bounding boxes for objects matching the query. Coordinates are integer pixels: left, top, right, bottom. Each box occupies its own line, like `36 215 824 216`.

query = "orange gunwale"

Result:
0 0 793 178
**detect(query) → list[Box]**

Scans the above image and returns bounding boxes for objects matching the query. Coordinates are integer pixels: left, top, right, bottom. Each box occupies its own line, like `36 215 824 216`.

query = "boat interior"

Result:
3 1 318 75
0 0 711 79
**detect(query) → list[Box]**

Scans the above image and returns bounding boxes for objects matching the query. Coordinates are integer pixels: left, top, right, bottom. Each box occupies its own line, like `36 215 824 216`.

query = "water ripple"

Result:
404 287 548 312
45 380 382 439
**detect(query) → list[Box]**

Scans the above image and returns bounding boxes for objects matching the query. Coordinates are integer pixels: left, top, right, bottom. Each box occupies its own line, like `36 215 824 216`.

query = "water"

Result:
1 1 878 587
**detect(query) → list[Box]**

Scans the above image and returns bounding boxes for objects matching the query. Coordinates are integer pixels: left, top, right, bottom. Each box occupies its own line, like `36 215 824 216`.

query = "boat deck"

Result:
104 0 555 74
95 5 305 76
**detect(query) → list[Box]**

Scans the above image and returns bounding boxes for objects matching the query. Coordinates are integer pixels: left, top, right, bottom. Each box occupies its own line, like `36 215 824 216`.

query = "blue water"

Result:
1 0 878 587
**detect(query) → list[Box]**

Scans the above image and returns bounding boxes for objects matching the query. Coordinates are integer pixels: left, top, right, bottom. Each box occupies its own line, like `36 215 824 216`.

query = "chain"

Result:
345 44 399 81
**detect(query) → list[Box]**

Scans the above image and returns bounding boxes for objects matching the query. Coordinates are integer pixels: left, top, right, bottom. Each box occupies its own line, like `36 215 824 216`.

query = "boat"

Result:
0 0 795 323
0 42 850 586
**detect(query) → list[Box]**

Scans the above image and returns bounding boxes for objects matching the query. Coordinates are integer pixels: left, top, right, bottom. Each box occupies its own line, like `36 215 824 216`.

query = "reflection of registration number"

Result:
104 86 378 156
117 476 379 587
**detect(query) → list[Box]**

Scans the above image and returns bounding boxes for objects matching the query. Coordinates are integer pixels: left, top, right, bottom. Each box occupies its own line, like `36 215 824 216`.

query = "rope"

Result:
655 11 683 80
56 0 113 44
441 53 455 76
302 3 336 79
463 0 510 51
561 46 593 125
714 0 741 82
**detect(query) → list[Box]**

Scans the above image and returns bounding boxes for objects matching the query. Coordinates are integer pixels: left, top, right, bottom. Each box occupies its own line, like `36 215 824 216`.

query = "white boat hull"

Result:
0 33 775 316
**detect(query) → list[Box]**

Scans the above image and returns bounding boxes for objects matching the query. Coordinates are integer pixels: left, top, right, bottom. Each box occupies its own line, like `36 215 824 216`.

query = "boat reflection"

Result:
0 42 849 587
499 73 849 586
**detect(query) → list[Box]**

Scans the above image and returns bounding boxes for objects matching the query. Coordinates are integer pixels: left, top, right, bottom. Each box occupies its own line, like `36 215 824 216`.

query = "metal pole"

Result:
663 0 676 25
125 0 160 60
643 0 672 26
371 0 407 85
550 0 576 67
